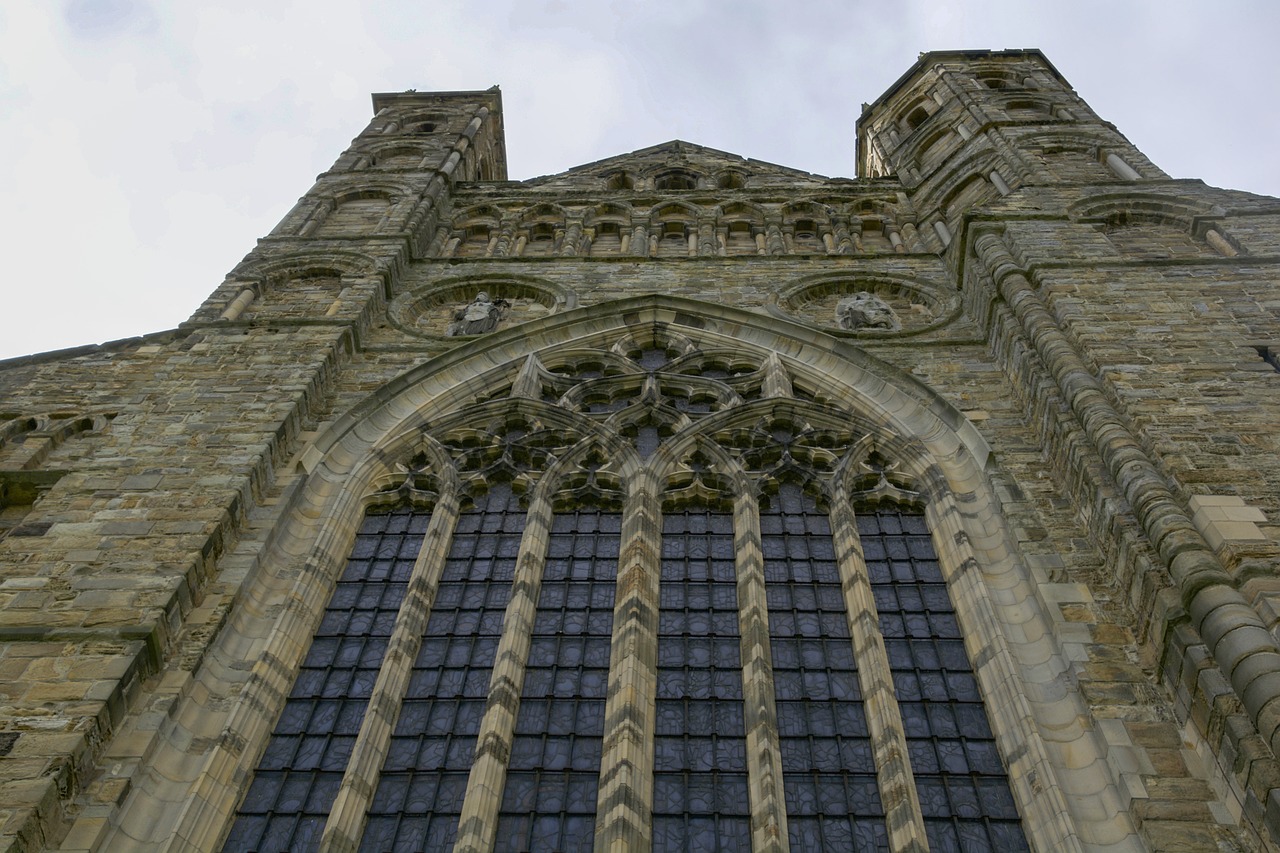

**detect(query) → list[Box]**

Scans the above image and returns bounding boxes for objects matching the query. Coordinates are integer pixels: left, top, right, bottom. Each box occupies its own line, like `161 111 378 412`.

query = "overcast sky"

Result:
1 1 1277 361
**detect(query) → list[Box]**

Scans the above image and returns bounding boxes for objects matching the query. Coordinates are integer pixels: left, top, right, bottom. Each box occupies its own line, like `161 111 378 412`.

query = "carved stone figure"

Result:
835 291 901 332
446 291 509 336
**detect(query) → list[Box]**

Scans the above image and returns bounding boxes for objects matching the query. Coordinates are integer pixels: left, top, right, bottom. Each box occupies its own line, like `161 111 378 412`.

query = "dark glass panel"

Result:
652 510 749 852
859 508 1029 851
362 485 522 852
224 508 426 853
764 483 887 850
497 510 620 853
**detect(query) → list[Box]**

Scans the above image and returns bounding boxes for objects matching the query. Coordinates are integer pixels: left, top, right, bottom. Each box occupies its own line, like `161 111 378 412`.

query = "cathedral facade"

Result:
2 49 1279 851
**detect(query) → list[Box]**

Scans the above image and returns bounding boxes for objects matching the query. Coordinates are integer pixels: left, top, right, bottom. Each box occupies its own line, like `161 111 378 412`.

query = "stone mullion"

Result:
828 491 928 853
595 470 661 852
453 492 555 853
318 487 461 853
733 487 790 853
921 496 1080 851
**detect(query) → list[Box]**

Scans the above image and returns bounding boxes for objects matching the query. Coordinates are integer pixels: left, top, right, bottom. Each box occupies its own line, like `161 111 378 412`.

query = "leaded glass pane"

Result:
223 508 427 853
496 510 620 852
764 484 886 850
652 510 749 852
860 509 1029 851
363 485 522 852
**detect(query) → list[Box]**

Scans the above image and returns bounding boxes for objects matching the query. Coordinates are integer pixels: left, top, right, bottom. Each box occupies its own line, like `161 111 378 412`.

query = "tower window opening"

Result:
905 106 931 132
605 172 634 191
793 219 818 241
655 172 698 191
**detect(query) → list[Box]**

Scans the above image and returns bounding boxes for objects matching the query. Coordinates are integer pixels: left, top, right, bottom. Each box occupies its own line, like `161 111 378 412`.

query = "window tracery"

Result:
226 328 1033 850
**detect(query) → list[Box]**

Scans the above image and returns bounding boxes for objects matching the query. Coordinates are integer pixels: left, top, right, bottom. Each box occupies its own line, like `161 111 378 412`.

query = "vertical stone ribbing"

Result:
595 471 661 852
319 489 461 853
452 493 555 853
732 487 790 853
828 490 928 852
922 494 1082 851
974 231 1280 762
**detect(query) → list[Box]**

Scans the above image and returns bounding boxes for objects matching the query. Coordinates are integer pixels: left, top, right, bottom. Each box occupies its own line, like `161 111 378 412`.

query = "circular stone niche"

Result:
772 276 957 336
388 277 573 339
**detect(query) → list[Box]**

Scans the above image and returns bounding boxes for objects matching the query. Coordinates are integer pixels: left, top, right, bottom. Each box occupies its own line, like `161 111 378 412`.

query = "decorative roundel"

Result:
388 275 576 339
770 274 959 336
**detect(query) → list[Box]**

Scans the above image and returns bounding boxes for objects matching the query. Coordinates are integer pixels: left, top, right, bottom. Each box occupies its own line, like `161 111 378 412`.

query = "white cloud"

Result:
0 0 1276 359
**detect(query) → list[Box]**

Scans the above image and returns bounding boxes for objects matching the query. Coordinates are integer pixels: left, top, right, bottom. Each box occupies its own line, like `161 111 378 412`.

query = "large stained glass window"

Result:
495 509 620 852
861 509 1029 851
224 507 427 852
651 509 750 851
362 485 522 852
762 484 885 849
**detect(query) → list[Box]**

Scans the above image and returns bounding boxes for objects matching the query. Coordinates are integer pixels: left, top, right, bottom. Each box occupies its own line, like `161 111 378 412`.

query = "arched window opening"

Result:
859 219 891 252
524 222 558 256
224 506 429 851
457 223 494 257
791 218 821 252
315 195 392 237
654 171 699 191
717 172 746 190
904 105 931 132
657 220 691 257
725 220 757 255
604 172 634 191
590 221 622 255
1005 100 1048 120
1102 215 1214 260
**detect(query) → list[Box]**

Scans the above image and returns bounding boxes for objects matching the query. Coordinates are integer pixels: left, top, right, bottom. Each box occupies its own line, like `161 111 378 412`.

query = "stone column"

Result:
1105 152 1141 181
828 488 928 852
594 469 662 852
631 222 649 258
1205 228 1238 257
765 223 785 255
219 284 258 321
731 486 789 853
972 230 1280 763
560 220 583 256
933 220 952 247
453 491 555 853
832 217 854 254
888 226 906 253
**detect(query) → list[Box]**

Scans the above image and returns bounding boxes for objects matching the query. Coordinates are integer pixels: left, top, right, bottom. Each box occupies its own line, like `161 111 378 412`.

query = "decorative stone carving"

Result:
446 291 509 336
836 291 901 331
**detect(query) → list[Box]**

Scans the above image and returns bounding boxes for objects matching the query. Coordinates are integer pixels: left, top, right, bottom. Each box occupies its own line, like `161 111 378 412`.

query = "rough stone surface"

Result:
0 50 1276 851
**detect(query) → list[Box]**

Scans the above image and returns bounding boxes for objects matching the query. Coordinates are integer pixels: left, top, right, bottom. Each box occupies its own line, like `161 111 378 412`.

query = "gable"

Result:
522 140 833 191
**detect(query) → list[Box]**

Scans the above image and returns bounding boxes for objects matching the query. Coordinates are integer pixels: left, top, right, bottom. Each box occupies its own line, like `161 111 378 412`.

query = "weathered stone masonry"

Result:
2 50 1279 851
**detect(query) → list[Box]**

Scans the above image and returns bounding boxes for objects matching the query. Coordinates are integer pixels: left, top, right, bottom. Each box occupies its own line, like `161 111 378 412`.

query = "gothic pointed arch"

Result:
102 294 1142 851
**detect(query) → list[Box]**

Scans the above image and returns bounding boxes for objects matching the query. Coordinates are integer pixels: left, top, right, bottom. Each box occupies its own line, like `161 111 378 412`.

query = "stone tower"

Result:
1 49 1278 852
